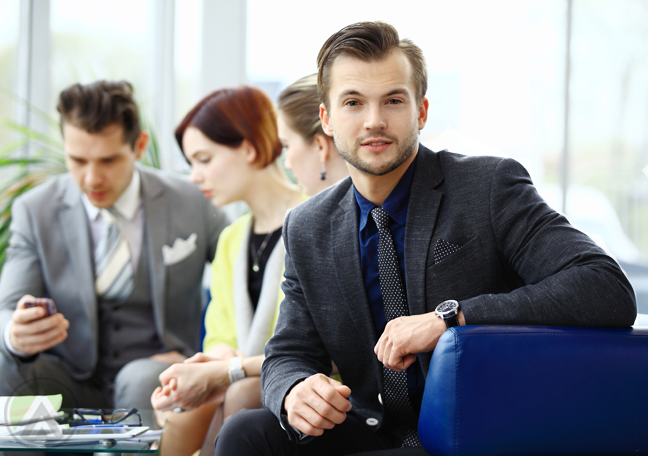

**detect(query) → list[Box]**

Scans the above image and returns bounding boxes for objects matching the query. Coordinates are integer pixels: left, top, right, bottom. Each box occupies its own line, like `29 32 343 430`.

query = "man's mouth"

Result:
87 191 108 200
360 139 394 152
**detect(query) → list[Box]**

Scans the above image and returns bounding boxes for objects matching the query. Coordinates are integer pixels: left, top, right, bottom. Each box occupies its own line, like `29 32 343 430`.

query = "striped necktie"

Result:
371 206 421 448
94 208 134 302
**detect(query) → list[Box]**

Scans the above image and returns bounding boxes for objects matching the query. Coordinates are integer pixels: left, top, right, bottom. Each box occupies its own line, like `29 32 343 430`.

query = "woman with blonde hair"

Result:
277 73 348 196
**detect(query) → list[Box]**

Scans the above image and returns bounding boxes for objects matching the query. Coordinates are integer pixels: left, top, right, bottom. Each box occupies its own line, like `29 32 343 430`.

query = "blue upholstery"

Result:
419 325 648 455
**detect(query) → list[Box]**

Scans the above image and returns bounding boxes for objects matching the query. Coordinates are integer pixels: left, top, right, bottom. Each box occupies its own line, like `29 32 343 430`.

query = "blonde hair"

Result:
277 74 324 144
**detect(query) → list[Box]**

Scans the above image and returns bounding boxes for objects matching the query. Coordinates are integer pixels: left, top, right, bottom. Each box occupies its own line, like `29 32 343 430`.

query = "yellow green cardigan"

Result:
202 195 307 356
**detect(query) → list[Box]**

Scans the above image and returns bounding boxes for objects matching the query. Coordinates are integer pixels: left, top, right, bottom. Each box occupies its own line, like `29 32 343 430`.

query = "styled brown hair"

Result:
56 80 141 148
175 86 281 168
277 74 324 144
317 21 428 108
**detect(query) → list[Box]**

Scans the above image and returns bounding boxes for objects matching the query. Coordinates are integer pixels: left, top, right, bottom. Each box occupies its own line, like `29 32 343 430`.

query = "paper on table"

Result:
0 395 62 426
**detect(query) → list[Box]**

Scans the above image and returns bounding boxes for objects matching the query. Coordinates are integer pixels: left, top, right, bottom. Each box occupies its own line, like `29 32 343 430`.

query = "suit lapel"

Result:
140 168 168 336
331 185 378 348
58 179 98 350
404 146 445 317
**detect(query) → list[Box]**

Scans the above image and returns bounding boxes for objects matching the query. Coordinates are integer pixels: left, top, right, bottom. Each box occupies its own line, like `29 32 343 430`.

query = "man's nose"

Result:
364 105 387 130
85 163 104 187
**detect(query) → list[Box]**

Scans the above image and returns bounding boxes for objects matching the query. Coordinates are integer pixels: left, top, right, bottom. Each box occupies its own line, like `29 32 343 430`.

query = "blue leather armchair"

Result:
419 325 648 455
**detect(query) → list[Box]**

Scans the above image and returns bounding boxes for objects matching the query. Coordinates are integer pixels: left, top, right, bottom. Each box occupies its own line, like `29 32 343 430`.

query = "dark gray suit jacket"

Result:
0 166 229 378
262 145 636 434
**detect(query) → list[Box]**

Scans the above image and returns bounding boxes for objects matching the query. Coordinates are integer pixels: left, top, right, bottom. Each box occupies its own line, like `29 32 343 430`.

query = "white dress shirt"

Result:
4 169 144 357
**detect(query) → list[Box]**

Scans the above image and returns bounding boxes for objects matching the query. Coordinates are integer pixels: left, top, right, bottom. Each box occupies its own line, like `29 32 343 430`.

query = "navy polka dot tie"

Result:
371 207 421 448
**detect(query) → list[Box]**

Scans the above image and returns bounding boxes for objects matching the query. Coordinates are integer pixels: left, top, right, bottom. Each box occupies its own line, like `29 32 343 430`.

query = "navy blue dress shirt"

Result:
353 153 425 414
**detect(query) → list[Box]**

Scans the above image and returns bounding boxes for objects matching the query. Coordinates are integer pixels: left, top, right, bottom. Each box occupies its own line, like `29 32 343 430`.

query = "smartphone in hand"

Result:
23 298 57 317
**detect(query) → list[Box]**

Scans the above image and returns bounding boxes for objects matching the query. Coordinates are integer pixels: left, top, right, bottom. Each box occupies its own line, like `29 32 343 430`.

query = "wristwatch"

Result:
228 357 246 383
435 300 461 329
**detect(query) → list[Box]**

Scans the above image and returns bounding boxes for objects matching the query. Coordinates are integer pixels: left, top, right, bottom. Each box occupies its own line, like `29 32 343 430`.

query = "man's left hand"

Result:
374 311 465 371
150 350 187 365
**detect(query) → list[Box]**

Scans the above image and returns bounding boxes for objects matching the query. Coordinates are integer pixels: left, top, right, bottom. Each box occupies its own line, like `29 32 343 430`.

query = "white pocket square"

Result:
162 233 197 266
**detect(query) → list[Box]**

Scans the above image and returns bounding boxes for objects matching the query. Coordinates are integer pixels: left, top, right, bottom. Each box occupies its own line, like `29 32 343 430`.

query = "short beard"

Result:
334 128 419 176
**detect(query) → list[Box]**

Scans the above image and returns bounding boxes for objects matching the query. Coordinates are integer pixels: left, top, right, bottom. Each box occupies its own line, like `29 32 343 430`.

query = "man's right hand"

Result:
8 295 69 355
283 373 352 437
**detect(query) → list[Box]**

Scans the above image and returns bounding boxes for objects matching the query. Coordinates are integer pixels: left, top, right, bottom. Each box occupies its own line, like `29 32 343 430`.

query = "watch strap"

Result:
228 357 246 383
445 314 460 329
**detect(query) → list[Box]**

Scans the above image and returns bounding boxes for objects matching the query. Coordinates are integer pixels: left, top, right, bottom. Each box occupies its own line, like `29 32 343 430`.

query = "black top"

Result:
248 226 282 311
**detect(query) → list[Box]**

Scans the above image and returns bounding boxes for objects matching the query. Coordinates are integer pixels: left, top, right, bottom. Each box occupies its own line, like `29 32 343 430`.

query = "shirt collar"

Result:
354 152 418 231
81 169 141 221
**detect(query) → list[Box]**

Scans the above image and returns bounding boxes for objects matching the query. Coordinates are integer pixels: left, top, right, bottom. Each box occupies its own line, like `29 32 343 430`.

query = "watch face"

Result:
436 300 459 316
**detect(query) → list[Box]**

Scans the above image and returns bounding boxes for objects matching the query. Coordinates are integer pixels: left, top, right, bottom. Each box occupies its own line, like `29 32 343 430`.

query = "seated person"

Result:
0 80 229 425
277 73 349 195
213 21 637 456
151 76 352 456
150 86 304 456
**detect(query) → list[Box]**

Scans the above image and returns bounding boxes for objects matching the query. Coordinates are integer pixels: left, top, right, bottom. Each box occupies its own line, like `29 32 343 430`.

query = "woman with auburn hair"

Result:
150 86 304 456
277 73 349 196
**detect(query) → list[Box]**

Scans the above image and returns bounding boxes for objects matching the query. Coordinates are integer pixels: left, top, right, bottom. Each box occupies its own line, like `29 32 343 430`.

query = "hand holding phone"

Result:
9 295 68 355
23 297 57 317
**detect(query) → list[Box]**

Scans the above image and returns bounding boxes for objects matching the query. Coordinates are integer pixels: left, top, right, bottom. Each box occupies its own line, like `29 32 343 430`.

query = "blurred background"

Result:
2 0 648 312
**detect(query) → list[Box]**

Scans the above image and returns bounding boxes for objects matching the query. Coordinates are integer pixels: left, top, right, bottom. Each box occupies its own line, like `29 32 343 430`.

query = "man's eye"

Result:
347 100 359 107
388 99 402 105
199 158 211 164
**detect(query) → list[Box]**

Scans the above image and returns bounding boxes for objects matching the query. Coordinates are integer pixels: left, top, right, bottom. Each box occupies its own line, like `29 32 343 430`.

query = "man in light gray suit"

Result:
214 22 636 456
0 81 228 423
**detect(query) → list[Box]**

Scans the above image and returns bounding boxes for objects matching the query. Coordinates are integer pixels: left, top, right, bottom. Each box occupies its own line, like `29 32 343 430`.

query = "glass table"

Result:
0 437 159 453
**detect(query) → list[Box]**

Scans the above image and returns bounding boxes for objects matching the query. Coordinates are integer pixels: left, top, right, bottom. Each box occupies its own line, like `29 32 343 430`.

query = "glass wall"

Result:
247 0 565 183
50 0 156 125
0 0 21 150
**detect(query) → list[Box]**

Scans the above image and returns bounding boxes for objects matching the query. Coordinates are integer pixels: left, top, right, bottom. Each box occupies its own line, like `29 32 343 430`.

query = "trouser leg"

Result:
214 408 422 456
113 358 170 427
0 350 110 409
214 408 299 456
0 351 110 456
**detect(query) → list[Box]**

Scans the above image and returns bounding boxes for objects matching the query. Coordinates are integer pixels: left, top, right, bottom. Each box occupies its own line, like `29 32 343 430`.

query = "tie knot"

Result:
370 206 391 231
100 208 117 225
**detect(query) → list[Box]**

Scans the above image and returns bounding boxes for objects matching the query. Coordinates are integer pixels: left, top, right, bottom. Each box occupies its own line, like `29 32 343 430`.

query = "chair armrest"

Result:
419 325 648 455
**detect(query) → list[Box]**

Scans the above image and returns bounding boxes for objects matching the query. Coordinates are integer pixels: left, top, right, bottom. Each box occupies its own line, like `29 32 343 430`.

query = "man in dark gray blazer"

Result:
214 22 636 456
0 81 228 424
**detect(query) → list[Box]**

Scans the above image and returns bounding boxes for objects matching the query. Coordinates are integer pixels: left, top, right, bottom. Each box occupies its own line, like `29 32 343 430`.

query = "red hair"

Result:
175 86 281 168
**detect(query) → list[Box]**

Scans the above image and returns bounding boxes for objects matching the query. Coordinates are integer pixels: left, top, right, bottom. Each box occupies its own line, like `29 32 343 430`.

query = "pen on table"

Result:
72 424 127 428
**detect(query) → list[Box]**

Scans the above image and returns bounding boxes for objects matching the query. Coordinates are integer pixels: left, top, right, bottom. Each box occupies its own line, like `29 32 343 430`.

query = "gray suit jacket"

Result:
262 145 636 434
0 166 229 378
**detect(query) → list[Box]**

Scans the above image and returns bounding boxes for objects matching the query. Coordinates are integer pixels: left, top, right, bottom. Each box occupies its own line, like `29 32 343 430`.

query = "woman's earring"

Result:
320 163 327 181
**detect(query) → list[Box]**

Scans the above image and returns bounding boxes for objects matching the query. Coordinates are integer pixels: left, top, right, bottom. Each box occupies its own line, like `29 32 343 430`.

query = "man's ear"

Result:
314 134 331 164
134 131 149 160
320 103 334 137
417 97 429 131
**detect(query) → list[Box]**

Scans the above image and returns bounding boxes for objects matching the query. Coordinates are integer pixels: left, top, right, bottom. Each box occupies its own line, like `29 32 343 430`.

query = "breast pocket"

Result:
426 235 488 300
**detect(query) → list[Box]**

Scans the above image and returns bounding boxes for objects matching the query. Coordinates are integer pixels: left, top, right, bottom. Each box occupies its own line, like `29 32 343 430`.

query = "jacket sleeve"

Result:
0 196 47 360
261 210 334 434
461 158 636 327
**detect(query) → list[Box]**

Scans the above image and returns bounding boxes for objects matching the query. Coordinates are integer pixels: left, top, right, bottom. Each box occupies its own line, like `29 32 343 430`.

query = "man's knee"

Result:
114 358 170 426
215 408 293 456
0 352 92 408
114 358 169 400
